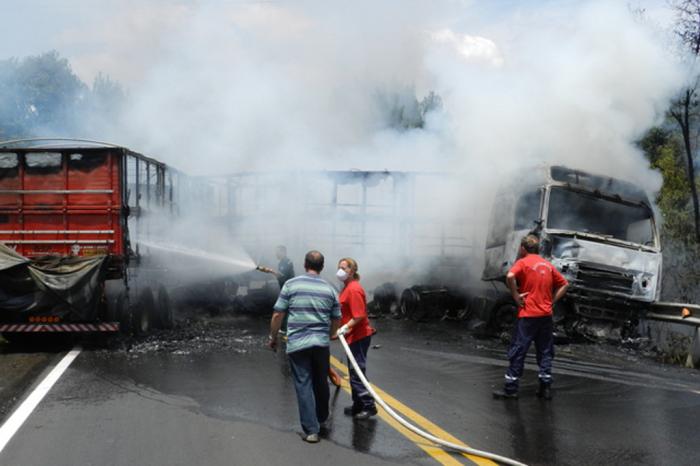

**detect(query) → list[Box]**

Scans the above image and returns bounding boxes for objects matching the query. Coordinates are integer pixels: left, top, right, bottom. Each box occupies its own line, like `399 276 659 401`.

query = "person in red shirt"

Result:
493 235 569 400
334 257 377 420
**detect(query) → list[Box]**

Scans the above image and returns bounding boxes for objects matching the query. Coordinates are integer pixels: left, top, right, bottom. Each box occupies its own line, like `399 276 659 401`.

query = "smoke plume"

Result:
4 0 687 290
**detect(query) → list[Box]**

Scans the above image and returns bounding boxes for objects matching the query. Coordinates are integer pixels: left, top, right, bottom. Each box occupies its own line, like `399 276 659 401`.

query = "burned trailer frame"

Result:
200 170 478 318
0 138 187 337
482 165 662 337
204 170 476 260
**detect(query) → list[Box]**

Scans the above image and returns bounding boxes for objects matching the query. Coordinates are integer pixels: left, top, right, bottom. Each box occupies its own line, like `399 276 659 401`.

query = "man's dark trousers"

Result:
504 316 554 393
348 336 375 412
288 345 330 435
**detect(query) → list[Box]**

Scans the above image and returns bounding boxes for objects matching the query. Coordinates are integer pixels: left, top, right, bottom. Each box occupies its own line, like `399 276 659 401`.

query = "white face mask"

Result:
336 268 348 282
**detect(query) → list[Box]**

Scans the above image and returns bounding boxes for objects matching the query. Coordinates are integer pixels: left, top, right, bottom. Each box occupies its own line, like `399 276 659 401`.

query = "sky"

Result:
0 0 687 183
0 0 676 86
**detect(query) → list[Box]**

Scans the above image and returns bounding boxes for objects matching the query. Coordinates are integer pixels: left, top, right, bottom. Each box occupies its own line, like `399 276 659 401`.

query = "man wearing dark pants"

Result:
493 234 569 400
268 250 340 443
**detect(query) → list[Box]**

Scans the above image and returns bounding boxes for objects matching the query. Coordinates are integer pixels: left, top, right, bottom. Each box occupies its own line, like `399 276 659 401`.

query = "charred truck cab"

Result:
483 165 661 339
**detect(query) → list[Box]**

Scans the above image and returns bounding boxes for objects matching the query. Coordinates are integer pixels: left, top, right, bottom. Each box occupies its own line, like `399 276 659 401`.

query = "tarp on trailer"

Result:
0 243 107 321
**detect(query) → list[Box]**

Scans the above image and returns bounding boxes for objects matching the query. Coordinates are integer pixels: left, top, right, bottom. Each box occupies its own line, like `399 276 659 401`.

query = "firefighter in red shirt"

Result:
334 257 377 420
493 235 569 400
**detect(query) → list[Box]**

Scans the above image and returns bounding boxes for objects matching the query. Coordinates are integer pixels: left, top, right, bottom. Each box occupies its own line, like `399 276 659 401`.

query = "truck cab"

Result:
483 165 661 331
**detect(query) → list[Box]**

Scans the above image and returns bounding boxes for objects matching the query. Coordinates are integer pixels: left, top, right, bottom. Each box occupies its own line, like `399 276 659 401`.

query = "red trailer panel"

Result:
0 149 124 260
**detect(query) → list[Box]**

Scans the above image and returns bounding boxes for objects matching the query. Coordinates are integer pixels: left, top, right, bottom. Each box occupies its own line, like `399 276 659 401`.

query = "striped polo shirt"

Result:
273 273 341 354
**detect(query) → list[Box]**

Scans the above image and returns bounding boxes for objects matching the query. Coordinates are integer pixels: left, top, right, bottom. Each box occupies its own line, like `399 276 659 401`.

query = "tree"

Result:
0 57 24 139
670 0 700 242
82 72 127 138
639 126 700 301
0 50 87 138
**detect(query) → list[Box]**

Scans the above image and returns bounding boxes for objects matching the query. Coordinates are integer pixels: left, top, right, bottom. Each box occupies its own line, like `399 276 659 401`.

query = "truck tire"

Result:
132 287 154 337
400 288 429 321
489 296 517 335
155 285 174 329
117 291 132 334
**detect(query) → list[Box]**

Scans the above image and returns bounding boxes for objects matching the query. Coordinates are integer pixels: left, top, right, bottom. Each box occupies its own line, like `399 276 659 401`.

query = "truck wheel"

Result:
400 288 428 322
97 286 111 322
117 291 132 334
132 287 154 336
489 296 517 335
155 285 174 329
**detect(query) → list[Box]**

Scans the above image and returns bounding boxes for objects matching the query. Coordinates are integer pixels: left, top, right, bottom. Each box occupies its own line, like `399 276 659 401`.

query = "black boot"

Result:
492 389 518 400
536 382 552 400
344 406 359 416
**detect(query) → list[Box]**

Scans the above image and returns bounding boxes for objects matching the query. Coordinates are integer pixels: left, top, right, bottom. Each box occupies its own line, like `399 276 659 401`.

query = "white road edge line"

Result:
0 346 82 454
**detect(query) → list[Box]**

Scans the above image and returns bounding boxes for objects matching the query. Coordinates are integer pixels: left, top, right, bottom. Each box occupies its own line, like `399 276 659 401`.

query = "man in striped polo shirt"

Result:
268 250 341 443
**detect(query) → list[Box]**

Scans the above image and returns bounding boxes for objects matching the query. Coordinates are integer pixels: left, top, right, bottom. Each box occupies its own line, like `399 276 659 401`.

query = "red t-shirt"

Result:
509 254 568 318
339 279 375 345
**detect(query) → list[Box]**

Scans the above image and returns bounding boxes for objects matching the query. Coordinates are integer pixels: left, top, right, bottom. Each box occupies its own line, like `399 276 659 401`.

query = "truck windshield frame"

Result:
545 186 657 248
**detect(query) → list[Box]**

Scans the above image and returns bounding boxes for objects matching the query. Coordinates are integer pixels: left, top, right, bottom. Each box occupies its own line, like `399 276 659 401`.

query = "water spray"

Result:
135 238 257 271
337 334 527 466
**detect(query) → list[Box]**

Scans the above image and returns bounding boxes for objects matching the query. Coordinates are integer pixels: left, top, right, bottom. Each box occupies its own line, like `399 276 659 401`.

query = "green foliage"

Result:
640 125 700 301
0 50 87 138
640 127 691 230
0 50 125 141
378 89 443 131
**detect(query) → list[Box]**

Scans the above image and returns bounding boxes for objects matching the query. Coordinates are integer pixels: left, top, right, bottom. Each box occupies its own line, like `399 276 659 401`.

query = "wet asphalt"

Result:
0 315 699 466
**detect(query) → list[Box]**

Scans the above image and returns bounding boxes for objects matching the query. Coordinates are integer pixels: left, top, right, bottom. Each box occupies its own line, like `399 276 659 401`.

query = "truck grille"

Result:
575 264 634 294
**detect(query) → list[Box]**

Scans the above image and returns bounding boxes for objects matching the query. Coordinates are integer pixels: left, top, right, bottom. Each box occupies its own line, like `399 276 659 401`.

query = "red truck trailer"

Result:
0 138 182 340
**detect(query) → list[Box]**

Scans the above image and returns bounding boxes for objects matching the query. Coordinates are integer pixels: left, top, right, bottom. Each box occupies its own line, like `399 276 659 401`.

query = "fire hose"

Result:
337 334 528 466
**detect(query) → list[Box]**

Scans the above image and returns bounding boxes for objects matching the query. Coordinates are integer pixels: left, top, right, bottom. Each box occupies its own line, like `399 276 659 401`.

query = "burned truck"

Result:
0 138 198 341
482 165 661 339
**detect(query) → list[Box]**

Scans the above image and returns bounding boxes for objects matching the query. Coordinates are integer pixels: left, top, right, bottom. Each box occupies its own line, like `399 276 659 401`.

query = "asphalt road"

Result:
1 316 699 466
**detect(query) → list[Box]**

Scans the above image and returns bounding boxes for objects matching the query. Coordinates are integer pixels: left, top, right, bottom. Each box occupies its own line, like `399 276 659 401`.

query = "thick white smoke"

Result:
32 0 687 290
100 2 683 181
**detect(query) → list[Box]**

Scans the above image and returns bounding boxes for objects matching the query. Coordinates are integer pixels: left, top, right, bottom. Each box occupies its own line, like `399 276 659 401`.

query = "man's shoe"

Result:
353 407 377 420
492 389 518 400
302 433 320 443
536 383 552 400
343 406 358 416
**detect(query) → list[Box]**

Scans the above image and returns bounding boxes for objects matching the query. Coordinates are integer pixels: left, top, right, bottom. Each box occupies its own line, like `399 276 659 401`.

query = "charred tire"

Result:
155 285 174 329
489 296 517 334
117 291 132 334
132 287 154 337
400 288 429 322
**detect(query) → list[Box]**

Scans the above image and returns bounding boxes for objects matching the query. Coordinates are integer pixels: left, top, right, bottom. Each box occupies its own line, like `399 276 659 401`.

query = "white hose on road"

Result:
338 334 528 466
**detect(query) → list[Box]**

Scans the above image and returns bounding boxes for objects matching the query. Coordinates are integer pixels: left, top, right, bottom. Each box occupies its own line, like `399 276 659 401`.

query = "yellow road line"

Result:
330 355 497 466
